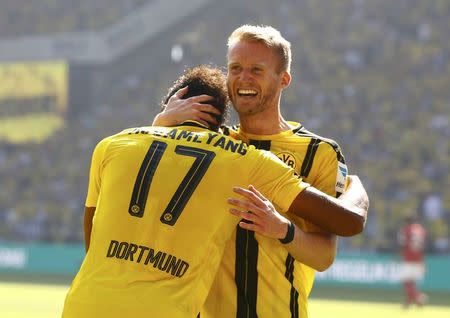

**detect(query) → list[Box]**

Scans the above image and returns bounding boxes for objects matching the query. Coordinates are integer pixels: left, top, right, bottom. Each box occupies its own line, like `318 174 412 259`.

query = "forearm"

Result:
338 175 368 224
152 87 221 127
289 185 367 236
284 225 336 271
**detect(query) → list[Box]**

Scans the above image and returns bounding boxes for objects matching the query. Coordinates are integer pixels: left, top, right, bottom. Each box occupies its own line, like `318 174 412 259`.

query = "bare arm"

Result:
229 175 368 239
289 175 368 236
229 186 336 271
152 86 221 127
84 206 96 252
287 227 336 271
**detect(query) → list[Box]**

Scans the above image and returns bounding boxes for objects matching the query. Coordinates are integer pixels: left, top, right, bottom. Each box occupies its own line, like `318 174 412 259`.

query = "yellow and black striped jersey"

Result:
62 122 309 318
202 121 347 318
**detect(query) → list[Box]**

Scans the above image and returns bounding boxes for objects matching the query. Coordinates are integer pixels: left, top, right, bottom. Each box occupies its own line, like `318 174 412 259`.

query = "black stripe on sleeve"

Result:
299 138 320 178
235 139 271 318
296 127 347 197
295 127 346 164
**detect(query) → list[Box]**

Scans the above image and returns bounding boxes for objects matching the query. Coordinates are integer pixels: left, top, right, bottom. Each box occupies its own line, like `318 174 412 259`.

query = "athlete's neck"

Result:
239 109 291 135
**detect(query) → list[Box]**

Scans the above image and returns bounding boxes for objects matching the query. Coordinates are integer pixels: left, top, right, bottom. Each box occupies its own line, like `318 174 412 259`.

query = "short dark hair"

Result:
163 65 229 131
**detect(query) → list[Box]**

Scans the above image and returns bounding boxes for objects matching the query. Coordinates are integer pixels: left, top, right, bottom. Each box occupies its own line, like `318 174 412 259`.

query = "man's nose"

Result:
239 68 253 81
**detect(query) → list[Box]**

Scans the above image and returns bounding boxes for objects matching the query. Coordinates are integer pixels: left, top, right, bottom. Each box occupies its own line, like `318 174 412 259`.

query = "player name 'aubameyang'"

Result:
129 127 248 155
106 240 189 278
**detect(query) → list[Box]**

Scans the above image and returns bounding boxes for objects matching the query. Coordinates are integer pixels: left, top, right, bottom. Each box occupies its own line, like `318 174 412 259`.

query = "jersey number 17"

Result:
128 140 215 226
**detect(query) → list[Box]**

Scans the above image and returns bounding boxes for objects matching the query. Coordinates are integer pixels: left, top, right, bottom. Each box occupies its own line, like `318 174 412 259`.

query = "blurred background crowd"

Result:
0 0 150 38
0 0 449 254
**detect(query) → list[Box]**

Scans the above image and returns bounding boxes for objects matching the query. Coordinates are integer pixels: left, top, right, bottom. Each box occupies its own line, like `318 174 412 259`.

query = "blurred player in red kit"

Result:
397 216 428 307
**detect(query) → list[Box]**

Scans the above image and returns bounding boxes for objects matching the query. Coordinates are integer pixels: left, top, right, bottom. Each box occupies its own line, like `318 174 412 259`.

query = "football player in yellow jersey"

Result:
153 25 369 317
63 66 365 318
63 65 367 318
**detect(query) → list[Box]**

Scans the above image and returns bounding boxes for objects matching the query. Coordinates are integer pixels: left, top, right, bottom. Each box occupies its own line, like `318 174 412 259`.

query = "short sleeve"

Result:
313 142 347 198
248 149 309 213
298 141 347 232
85 138 110 207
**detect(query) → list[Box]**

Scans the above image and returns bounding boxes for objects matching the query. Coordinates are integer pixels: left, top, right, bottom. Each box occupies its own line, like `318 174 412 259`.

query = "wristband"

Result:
279 221 295 244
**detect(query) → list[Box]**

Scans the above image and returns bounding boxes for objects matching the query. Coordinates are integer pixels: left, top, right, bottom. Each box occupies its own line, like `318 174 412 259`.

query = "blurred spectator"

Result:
0 0 151 38
397 216 428 307
422 193 443 221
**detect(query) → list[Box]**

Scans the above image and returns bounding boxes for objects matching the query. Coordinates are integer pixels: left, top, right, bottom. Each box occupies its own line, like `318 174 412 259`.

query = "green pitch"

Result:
0 282 67 318
309 299 450 318
1 282 449 318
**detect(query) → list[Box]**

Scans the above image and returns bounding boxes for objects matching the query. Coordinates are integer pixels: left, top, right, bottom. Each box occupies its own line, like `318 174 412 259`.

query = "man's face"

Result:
227 40 288 116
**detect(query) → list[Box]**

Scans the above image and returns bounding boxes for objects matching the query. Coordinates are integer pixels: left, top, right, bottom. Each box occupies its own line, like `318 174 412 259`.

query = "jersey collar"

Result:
178 120 211 130
237 121 303 140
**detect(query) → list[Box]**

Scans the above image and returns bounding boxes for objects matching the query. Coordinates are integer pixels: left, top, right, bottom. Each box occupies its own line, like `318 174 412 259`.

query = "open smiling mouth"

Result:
237 89 258 96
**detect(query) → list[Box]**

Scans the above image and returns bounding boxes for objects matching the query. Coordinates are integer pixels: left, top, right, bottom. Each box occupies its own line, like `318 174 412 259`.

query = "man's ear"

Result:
280 71 291 89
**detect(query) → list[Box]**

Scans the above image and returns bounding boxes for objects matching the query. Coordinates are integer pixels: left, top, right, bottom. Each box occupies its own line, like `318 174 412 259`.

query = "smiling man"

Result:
227 31 291 123
206 25 340 318
69 63 368 318
154 25 367 318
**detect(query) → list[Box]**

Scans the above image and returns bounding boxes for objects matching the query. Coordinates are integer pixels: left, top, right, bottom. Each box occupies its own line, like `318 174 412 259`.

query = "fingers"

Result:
237 221 262 232
232 187 266 208
347 175 361 184
191 102 222 115
169 86 216 107
174 86 189 98
227 197 261 213
168 87 214 106
229 208 259 223
228 186 289 239
193 111 218 126
346 175 354 185
248 185 267 201
166 87 188 107
229 209 264 232
187 94 215 104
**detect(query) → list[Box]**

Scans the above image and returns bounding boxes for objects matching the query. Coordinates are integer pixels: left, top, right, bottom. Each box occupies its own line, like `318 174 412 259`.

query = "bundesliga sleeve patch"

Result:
336 161 347 193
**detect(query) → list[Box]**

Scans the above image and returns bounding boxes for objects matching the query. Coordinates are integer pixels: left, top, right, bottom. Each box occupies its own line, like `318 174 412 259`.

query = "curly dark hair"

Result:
162 65 229 131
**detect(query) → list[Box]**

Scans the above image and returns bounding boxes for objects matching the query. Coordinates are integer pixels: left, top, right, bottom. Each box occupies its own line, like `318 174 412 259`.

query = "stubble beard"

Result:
233 99 265 116
231 87 278 117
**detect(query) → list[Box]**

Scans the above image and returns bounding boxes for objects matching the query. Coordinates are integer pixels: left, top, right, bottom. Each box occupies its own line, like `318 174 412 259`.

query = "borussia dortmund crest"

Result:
276 152 297 169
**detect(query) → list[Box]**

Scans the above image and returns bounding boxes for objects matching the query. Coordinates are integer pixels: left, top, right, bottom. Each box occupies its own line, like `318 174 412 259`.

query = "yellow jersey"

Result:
202 122 347 318
61 122 309 318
